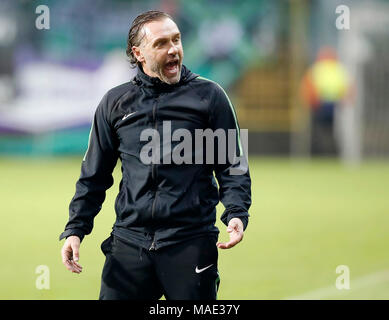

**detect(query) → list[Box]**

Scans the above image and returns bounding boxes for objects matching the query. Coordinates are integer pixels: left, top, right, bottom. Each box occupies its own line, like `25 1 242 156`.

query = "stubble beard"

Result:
150 60 182 85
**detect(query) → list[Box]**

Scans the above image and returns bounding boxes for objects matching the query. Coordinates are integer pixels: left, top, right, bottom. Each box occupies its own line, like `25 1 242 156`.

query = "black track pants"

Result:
99 235 220 300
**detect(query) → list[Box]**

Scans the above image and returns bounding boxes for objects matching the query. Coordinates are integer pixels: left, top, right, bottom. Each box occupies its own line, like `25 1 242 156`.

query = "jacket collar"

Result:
133 64 198 91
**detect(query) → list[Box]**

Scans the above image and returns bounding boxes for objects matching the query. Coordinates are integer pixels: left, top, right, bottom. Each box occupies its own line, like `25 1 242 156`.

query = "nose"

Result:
168 42 178 56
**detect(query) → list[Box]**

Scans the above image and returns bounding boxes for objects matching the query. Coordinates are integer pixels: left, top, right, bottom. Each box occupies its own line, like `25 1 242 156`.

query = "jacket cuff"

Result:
59 229 85 242
221 211 249 231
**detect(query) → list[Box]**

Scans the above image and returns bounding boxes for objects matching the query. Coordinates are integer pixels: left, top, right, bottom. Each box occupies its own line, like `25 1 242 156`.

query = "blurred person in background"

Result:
300 47 351 155
59 10 251 300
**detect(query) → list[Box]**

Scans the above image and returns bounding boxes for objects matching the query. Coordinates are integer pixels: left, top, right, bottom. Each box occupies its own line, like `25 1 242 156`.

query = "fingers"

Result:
216 224 244 249
72 260 82 269
61 240 83 274
217 241 232 249
62 250 82 273
69 259 83 273
70 242 82 273
71 243 80 262
216 235 241 249
62 249 80 273
62 257 83 274
70 258 83 273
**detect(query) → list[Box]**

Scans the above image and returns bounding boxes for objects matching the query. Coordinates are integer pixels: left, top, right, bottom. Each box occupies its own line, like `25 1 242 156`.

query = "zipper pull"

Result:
149 241 156 251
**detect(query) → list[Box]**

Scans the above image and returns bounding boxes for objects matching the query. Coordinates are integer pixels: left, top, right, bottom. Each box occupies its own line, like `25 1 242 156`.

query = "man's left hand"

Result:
216 218 244 249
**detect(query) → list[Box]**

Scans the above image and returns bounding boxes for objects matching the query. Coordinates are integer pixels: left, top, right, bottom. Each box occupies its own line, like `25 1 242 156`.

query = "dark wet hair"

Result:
126 10 173 68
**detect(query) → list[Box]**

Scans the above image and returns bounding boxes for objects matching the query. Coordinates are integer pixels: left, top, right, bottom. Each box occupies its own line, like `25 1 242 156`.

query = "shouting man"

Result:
60 10 251 300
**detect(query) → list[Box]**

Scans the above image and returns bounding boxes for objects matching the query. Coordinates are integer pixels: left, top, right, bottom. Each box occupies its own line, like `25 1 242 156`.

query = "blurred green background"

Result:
1 0 389 300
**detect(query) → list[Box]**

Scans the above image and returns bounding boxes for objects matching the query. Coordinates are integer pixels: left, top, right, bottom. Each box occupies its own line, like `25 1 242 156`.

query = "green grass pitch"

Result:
0 156 388 299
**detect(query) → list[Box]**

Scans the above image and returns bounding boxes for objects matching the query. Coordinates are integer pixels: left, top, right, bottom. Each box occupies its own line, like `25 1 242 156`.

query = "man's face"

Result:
133 18 184 84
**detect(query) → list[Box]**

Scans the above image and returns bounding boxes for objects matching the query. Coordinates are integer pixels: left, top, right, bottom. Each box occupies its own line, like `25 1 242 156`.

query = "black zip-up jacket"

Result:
59 65 251 250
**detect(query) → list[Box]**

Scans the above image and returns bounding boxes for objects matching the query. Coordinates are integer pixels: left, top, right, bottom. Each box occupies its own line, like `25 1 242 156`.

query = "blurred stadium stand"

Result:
0 0 388 161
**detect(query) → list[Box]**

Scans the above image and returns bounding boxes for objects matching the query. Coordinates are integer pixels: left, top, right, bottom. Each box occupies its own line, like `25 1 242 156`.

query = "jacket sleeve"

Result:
59 93 119 242
209 83 252 231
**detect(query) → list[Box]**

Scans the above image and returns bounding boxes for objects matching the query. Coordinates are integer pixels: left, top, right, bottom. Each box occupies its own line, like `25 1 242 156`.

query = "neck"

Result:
141 63 159 79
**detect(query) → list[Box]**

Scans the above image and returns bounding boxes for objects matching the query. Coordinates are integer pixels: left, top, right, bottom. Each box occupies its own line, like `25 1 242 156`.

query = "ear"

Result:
132 46 145 63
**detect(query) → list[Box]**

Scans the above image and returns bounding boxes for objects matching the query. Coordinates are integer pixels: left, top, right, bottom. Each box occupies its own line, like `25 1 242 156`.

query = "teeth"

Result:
165 61 178 74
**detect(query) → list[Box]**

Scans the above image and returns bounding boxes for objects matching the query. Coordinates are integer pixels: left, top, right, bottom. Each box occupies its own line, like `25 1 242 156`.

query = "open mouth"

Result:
164 60 179 76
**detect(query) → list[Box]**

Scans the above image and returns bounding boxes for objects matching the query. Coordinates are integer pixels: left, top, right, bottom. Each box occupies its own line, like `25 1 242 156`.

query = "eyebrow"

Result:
152 32 181 46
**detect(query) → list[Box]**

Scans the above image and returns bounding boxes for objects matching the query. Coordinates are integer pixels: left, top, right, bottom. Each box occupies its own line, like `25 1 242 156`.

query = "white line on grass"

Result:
284 270 389 300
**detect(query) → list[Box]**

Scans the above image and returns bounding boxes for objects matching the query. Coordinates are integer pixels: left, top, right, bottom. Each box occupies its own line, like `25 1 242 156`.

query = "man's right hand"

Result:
61 235 83 274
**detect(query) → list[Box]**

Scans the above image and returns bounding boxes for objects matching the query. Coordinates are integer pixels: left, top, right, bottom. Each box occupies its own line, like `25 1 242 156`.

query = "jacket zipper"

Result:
151 97 158 219
149 96 159 251
149 239 156 251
